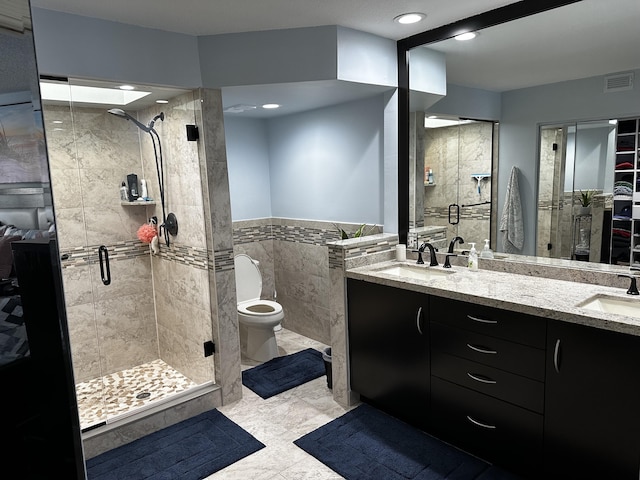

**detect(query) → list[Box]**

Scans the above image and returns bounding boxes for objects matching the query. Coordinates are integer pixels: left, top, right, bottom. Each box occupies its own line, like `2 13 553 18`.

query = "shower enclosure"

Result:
41 78 216 431
422 117 497 246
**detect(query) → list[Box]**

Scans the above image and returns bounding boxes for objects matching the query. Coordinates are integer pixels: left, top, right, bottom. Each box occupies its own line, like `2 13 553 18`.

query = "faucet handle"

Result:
618 274 640 295
411 249 425 264
443 253 457 269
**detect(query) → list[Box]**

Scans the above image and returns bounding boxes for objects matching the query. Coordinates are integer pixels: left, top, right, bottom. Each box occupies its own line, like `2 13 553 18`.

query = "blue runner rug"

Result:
242 348 325 399
294 403 521 480
86 409 264 480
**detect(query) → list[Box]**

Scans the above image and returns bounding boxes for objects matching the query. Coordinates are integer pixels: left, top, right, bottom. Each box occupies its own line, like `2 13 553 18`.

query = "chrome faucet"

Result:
415 242 438 266
448 236 464 253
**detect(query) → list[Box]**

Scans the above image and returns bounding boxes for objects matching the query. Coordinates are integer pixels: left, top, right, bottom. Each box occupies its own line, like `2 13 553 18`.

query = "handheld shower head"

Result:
107 108 151 132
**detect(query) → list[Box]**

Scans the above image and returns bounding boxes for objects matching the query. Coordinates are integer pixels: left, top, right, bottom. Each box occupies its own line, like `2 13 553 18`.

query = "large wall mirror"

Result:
400 0 640 267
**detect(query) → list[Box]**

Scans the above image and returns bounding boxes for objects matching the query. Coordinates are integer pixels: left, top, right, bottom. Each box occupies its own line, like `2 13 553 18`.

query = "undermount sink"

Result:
577 294 640 319
372 264 454 280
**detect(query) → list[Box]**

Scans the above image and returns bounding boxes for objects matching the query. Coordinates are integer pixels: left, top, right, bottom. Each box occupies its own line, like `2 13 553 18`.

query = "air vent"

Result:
604 72 634 93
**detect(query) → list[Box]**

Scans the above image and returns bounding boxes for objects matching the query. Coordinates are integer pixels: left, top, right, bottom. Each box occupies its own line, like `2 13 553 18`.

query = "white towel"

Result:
499 166 524 253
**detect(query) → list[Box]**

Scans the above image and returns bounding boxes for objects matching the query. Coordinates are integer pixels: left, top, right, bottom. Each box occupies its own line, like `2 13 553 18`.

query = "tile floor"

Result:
208 328 355 479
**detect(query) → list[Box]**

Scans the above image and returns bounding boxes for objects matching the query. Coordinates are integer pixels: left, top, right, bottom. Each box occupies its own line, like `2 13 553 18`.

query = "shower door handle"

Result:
98 245 111 285
448 203 460 225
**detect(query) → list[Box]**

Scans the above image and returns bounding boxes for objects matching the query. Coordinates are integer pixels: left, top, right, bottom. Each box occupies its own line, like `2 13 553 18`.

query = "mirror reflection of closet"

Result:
536 119 616 263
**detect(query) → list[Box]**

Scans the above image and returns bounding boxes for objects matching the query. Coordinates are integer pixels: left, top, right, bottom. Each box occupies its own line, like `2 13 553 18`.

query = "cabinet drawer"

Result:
432 351 544 413
431 377 543 476
431 321 545 381
430 296 546 348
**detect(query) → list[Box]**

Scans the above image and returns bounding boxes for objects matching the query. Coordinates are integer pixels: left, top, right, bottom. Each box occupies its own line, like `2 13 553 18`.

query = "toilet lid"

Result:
234 254 262 303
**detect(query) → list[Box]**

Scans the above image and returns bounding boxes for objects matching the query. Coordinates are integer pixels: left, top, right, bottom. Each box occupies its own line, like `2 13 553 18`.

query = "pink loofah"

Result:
137 223 158 244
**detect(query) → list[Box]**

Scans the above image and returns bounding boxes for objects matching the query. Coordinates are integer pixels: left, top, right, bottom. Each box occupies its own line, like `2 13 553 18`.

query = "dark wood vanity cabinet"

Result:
347 279 430 429
347 279 640 478
545 320 640 479
429 296 546 476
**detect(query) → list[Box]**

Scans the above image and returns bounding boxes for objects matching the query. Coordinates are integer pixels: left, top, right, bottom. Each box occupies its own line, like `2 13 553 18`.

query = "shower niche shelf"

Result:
120 201 156 206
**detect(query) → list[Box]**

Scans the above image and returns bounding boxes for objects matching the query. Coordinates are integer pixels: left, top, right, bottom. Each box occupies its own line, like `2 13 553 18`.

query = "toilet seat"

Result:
237 299 284 325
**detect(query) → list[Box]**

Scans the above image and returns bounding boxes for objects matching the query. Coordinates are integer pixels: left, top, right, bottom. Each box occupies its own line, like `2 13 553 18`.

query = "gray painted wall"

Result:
499 69 640 255
267 95 384 224
225 117 273 220
31 8 201 88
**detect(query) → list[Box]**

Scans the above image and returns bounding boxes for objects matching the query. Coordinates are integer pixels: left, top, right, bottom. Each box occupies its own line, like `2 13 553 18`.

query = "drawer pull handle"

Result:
466 343 497 355
416 306 424 335
553 338 561 374
467 372 497 384
466 415 496 430
467 315 497 324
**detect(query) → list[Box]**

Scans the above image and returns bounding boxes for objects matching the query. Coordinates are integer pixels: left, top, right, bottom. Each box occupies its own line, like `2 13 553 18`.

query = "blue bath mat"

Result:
86 409 264 479
242 348 325 399
294 403 521 480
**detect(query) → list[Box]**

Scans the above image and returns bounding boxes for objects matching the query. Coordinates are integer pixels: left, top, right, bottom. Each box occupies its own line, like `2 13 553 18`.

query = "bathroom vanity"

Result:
346 262 640 479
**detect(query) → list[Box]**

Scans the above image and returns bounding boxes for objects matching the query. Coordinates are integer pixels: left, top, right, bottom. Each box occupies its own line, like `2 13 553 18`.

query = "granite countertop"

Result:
346 260 640 336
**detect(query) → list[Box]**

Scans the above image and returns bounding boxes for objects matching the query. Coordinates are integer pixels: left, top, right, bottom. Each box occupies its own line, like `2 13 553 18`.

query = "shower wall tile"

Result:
49 168 82 207
53 207 87 251
211 268 242 403
94 292 158 375
65 303 101 383
59 264 94 307
91 255 153 302
42 105 77 170
155 286 215 384
82 204 148 246
197 88 241 405
152 255 210 309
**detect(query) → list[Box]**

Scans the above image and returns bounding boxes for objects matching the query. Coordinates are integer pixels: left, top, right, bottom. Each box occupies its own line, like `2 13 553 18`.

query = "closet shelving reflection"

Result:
612 118 640 265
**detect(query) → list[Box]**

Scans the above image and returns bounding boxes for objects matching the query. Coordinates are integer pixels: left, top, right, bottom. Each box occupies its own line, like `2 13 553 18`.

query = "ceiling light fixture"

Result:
156 100 169 104
262 103 280 109
455 32 477 41
394 12 426 25
119 85 135 91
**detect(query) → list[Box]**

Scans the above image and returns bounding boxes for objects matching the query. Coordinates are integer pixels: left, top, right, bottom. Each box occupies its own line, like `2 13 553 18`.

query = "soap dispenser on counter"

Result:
480 239 494 259
468 242 478 271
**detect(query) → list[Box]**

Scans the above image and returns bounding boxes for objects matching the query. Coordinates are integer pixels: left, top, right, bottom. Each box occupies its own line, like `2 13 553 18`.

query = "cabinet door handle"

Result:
553 338 561 373
416 306 424 335
467 314 497 324
466 343 497 355
467 372 497 384
466 415 496 430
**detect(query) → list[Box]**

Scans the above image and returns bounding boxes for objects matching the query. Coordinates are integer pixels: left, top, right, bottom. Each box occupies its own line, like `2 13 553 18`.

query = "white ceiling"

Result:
30 0 519 40
30 0 640 118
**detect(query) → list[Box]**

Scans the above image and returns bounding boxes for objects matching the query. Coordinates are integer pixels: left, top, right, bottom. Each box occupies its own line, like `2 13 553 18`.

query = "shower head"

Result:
108 108 153 133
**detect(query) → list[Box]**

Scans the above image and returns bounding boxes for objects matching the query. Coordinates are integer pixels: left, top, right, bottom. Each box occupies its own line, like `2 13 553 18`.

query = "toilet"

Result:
234 254 284 362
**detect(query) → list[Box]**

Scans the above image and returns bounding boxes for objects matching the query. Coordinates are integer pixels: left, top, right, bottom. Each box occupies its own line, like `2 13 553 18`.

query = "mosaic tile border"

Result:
425 205 491 221
59 241 149 267
233 219 383 247
329 235 398 270
60 241 211 271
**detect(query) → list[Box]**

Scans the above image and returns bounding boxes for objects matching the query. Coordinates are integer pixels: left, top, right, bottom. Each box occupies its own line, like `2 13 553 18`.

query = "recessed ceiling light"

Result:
119 85 135 90
156 99 169 104
394 12 426 25
455 32 477 41
262 104 280 109
52 120 63 124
